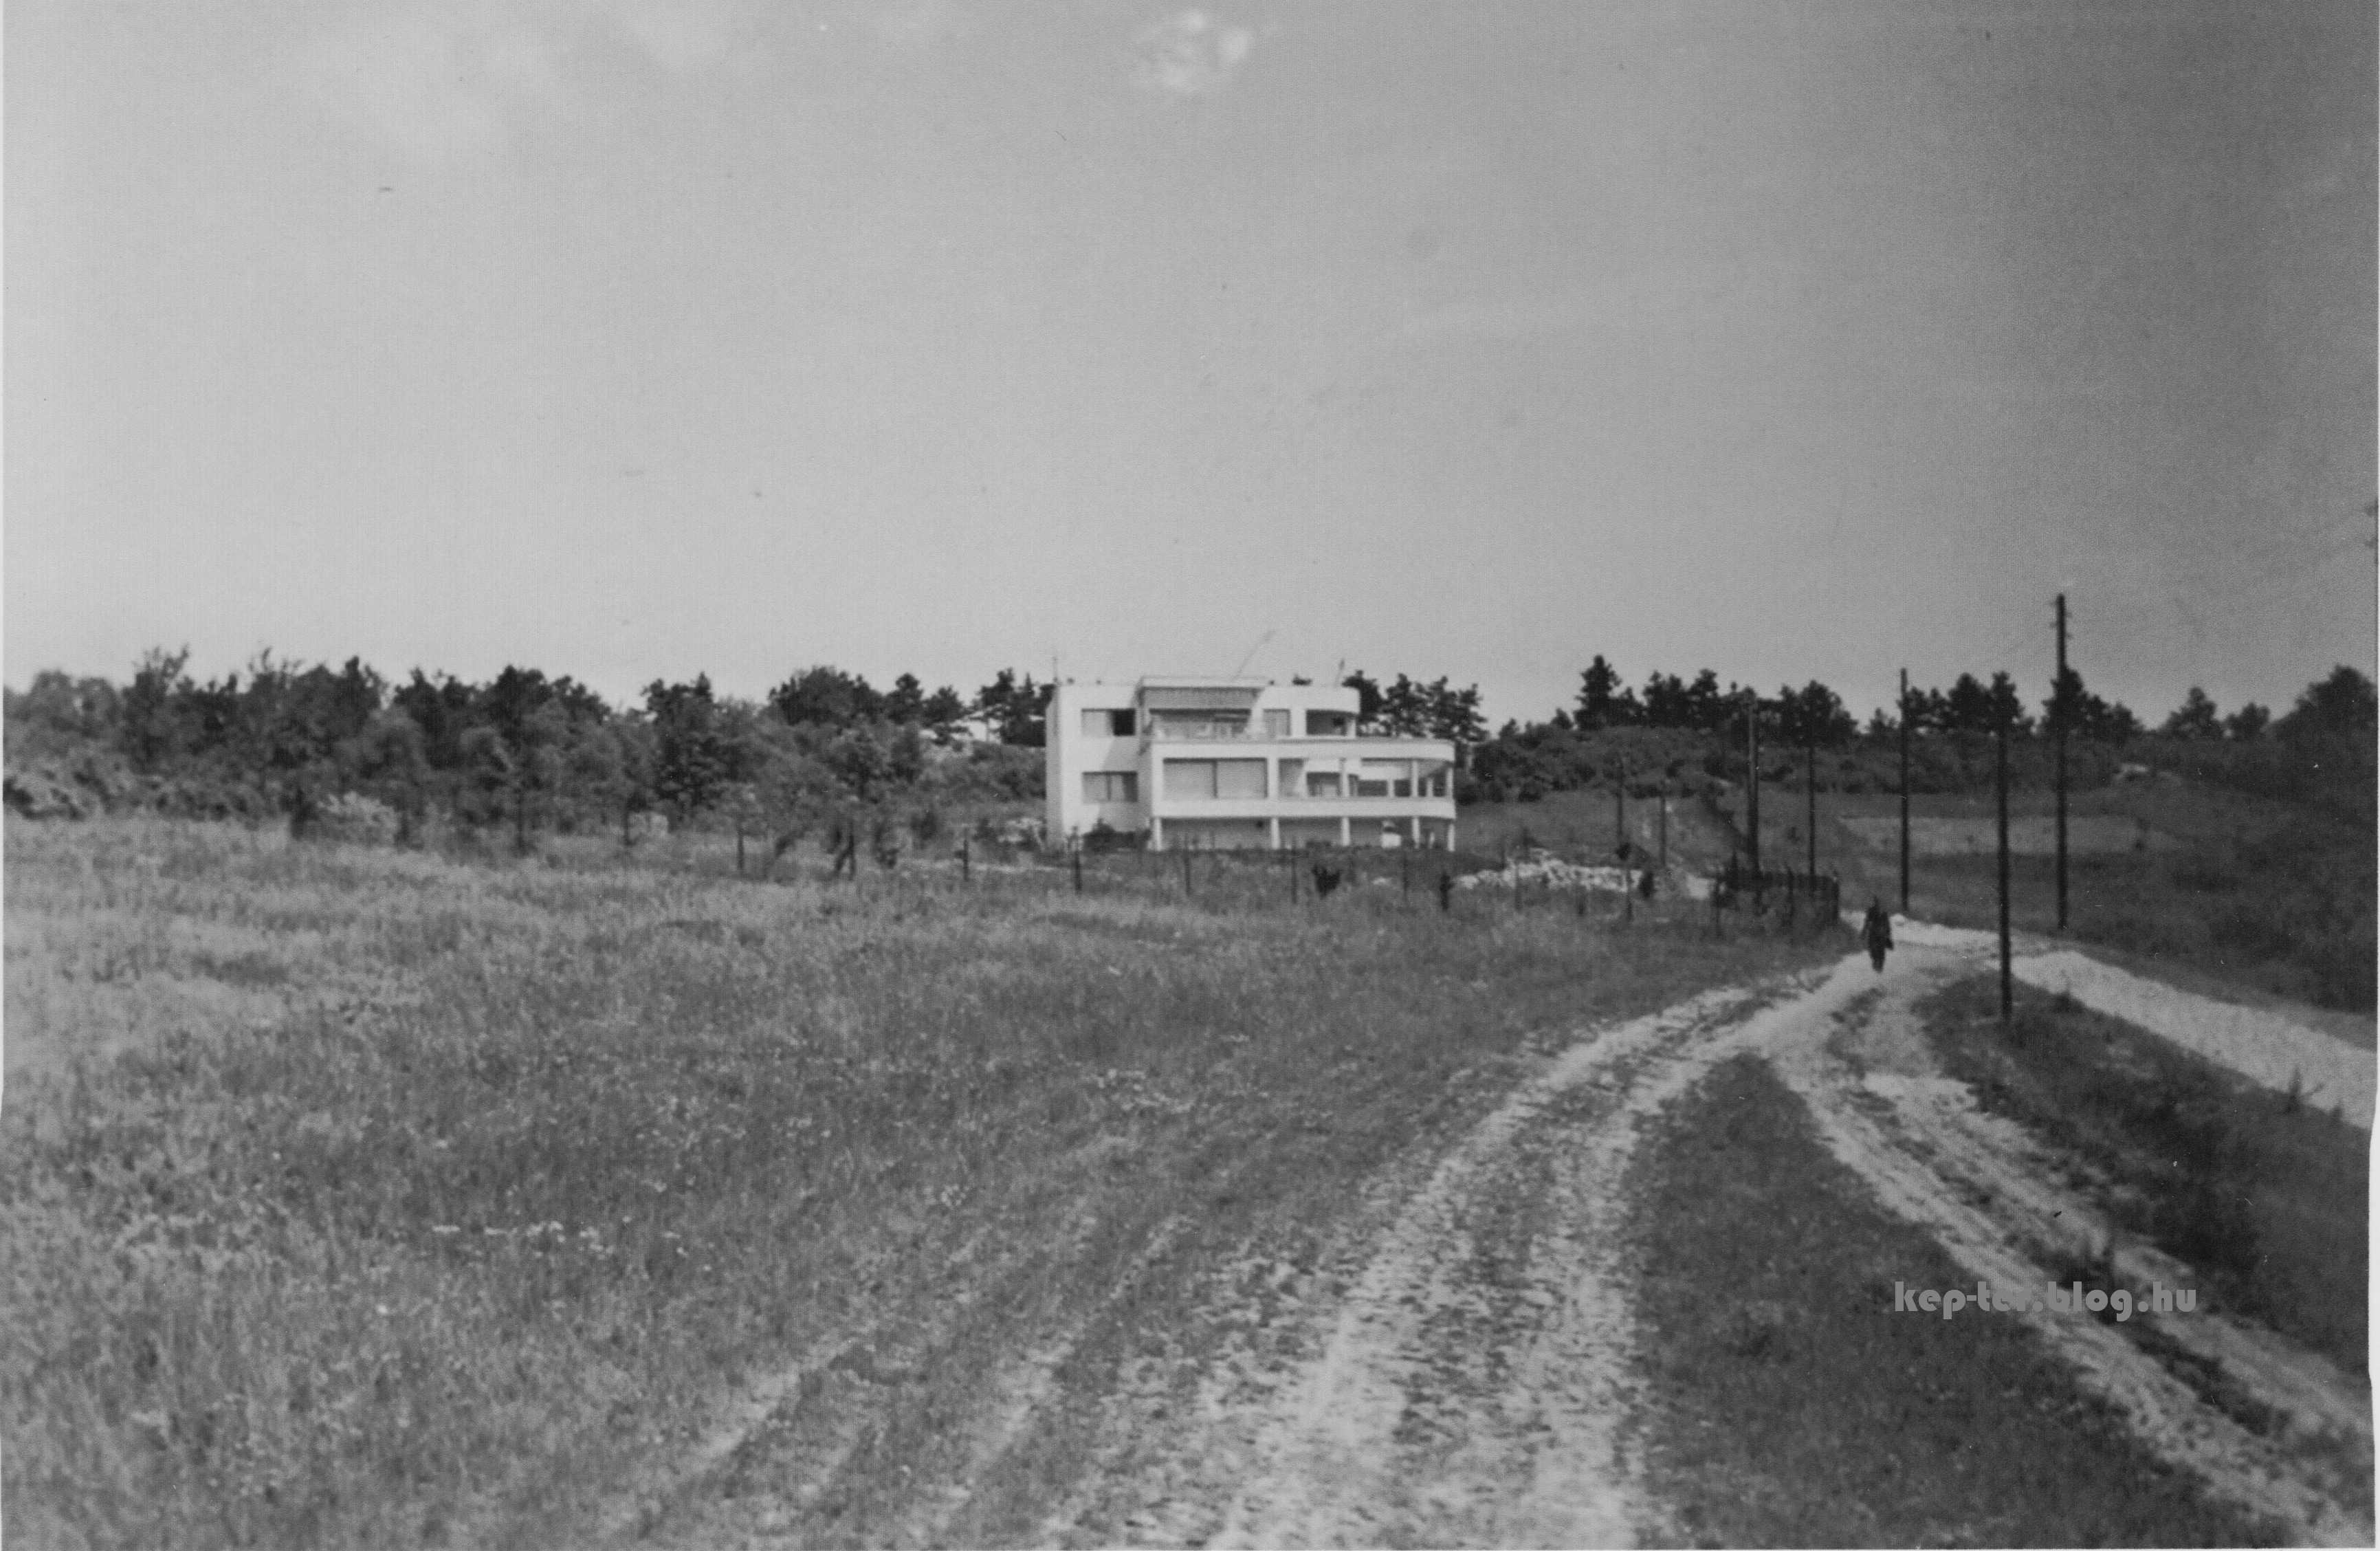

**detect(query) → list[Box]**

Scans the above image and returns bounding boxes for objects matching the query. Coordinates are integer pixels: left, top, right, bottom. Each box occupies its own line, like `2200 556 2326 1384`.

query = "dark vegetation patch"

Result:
1627 1053 2282 1548
1921 976 2368 1373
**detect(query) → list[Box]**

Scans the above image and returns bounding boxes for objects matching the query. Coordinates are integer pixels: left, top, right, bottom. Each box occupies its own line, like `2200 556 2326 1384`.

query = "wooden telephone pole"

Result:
2055 593 2069 932
1805 740 1817 883
1898 668 1911 916
1745 692 1762 876
1997 716 2013 1023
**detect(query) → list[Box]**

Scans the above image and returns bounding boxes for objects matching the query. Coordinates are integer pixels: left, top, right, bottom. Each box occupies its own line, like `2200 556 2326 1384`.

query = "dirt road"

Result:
639 947 2370 1547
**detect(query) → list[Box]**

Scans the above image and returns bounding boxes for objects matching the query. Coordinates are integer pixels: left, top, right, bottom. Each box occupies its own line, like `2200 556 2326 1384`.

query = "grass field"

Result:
1626 1053 2282 1547
1721 778 2376 1016
1 816 1829 1548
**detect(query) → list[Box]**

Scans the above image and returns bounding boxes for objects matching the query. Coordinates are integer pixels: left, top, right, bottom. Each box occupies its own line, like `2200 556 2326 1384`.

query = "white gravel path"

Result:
1853 916 2375 1130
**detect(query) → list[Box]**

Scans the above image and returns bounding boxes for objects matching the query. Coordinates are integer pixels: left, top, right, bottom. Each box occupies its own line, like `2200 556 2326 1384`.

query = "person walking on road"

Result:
1862 896 1894 972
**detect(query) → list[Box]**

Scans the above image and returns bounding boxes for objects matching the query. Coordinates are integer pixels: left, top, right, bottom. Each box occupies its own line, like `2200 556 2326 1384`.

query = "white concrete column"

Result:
1410 814 1421 844
1338 814 1352 846
1268 815 1281 850
1151 815 1165 851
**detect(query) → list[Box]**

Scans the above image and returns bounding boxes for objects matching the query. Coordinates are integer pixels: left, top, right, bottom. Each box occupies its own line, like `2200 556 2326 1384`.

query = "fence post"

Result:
1073 845 1083 893
1182 846 1193 896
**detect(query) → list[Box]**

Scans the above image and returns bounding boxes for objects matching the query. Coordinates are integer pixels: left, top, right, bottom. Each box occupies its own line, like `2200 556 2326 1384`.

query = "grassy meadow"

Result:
1719 778 2376 1016
2 816 1830 1548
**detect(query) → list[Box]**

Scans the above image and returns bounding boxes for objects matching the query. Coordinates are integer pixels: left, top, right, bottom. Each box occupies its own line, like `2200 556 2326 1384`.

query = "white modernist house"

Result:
1046 677 1458 852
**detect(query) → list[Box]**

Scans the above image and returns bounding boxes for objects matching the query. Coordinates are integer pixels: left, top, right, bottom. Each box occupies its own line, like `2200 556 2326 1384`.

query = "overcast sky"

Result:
9 0 2373 727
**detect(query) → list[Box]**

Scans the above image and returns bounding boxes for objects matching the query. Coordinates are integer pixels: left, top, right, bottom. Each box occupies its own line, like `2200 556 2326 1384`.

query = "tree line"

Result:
1464 655 2371 808
5 650 1065 842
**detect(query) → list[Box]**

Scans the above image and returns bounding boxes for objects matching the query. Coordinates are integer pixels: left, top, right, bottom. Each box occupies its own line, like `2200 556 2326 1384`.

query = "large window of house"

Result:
1305 771 1343 798
1163 760 1266 799
1304 710 1354 736
1217 759 1266 798
1081 708 1136 737
1151 711 1248 740
1263 710 1291 738
1082 771 1138 803
1163 760 1213 799
1277 758 1303 795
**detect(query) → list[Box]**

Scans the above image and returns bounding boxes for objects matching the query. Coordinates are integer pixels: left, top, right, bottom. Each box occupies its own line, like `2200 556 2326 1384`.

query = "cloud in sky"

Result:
1134 9 1256 99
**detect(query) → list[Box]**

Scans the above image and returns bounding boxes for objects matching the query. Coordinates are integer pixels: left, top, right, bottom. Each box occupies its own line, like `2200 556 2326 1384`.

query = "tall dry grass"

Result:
3 817 1825 1548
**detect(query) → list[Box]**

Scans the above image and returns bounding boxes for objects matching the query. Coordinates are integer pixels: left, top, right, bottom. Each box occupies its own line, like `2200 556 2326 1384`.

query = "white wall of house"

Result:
1046 681 1145 842
1047 678 1459 852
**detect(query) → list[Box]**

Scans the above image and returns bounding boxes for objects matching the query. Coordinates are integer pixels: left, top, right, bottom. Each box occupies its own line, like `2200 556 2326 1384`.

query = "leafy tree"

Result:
1682 669 1730 730
2045 666 2139 744
888 723 927 785
644 675 737 816
824 727 892 802
2224 702 2271 742
120 647 193 773
1574 655 1639 729
2162 685 2223 740
1424 680 1488 746
2276 665 2376 745
1341 670 1384 728
920 685 969 744
1986 672 2033 736
1640 671 1691 728
884 672 925 724
5 671 122 759
1774 681 1855 747
975 669 1052 747
392 670 478 769
340 709 430 837
1942 674 1996 734
770 666 884 729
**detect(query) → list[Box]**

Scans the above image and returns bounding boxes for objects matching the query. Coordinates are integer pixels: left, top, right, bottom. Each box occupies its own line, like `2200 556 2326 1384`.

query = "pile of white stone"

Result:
1454 856 1642 893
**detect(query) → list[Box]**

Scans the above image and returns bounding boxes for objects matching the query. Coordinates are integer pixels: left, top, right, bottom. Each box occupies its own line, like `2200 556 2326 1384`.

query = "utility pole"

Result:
1657 783 1668 872
1745 692 1762 877
1898 668 1911 917
1614 760 1627 855
1805 740 1817 883
1997 716 2013 1024
2055 593 2069 932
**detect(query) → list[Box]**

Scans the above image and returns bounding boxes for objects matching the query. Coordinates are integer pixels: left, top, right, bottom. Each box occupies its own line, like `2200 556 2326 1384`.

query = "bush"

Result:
306 792 401 846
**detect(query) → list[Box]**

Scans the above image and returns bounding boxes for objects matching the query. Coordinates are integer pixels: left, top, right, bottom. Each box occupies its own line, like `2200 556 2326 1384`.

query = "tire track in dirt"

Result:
629 939 2367 1547
1767 947 2372 1546
1028 972 1869 1549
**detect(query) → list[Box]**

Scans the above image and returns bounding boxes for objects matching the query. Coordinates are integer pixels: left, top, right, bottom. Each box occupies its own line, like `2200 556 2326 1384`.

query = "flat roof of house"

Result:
1134 676 1271 690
